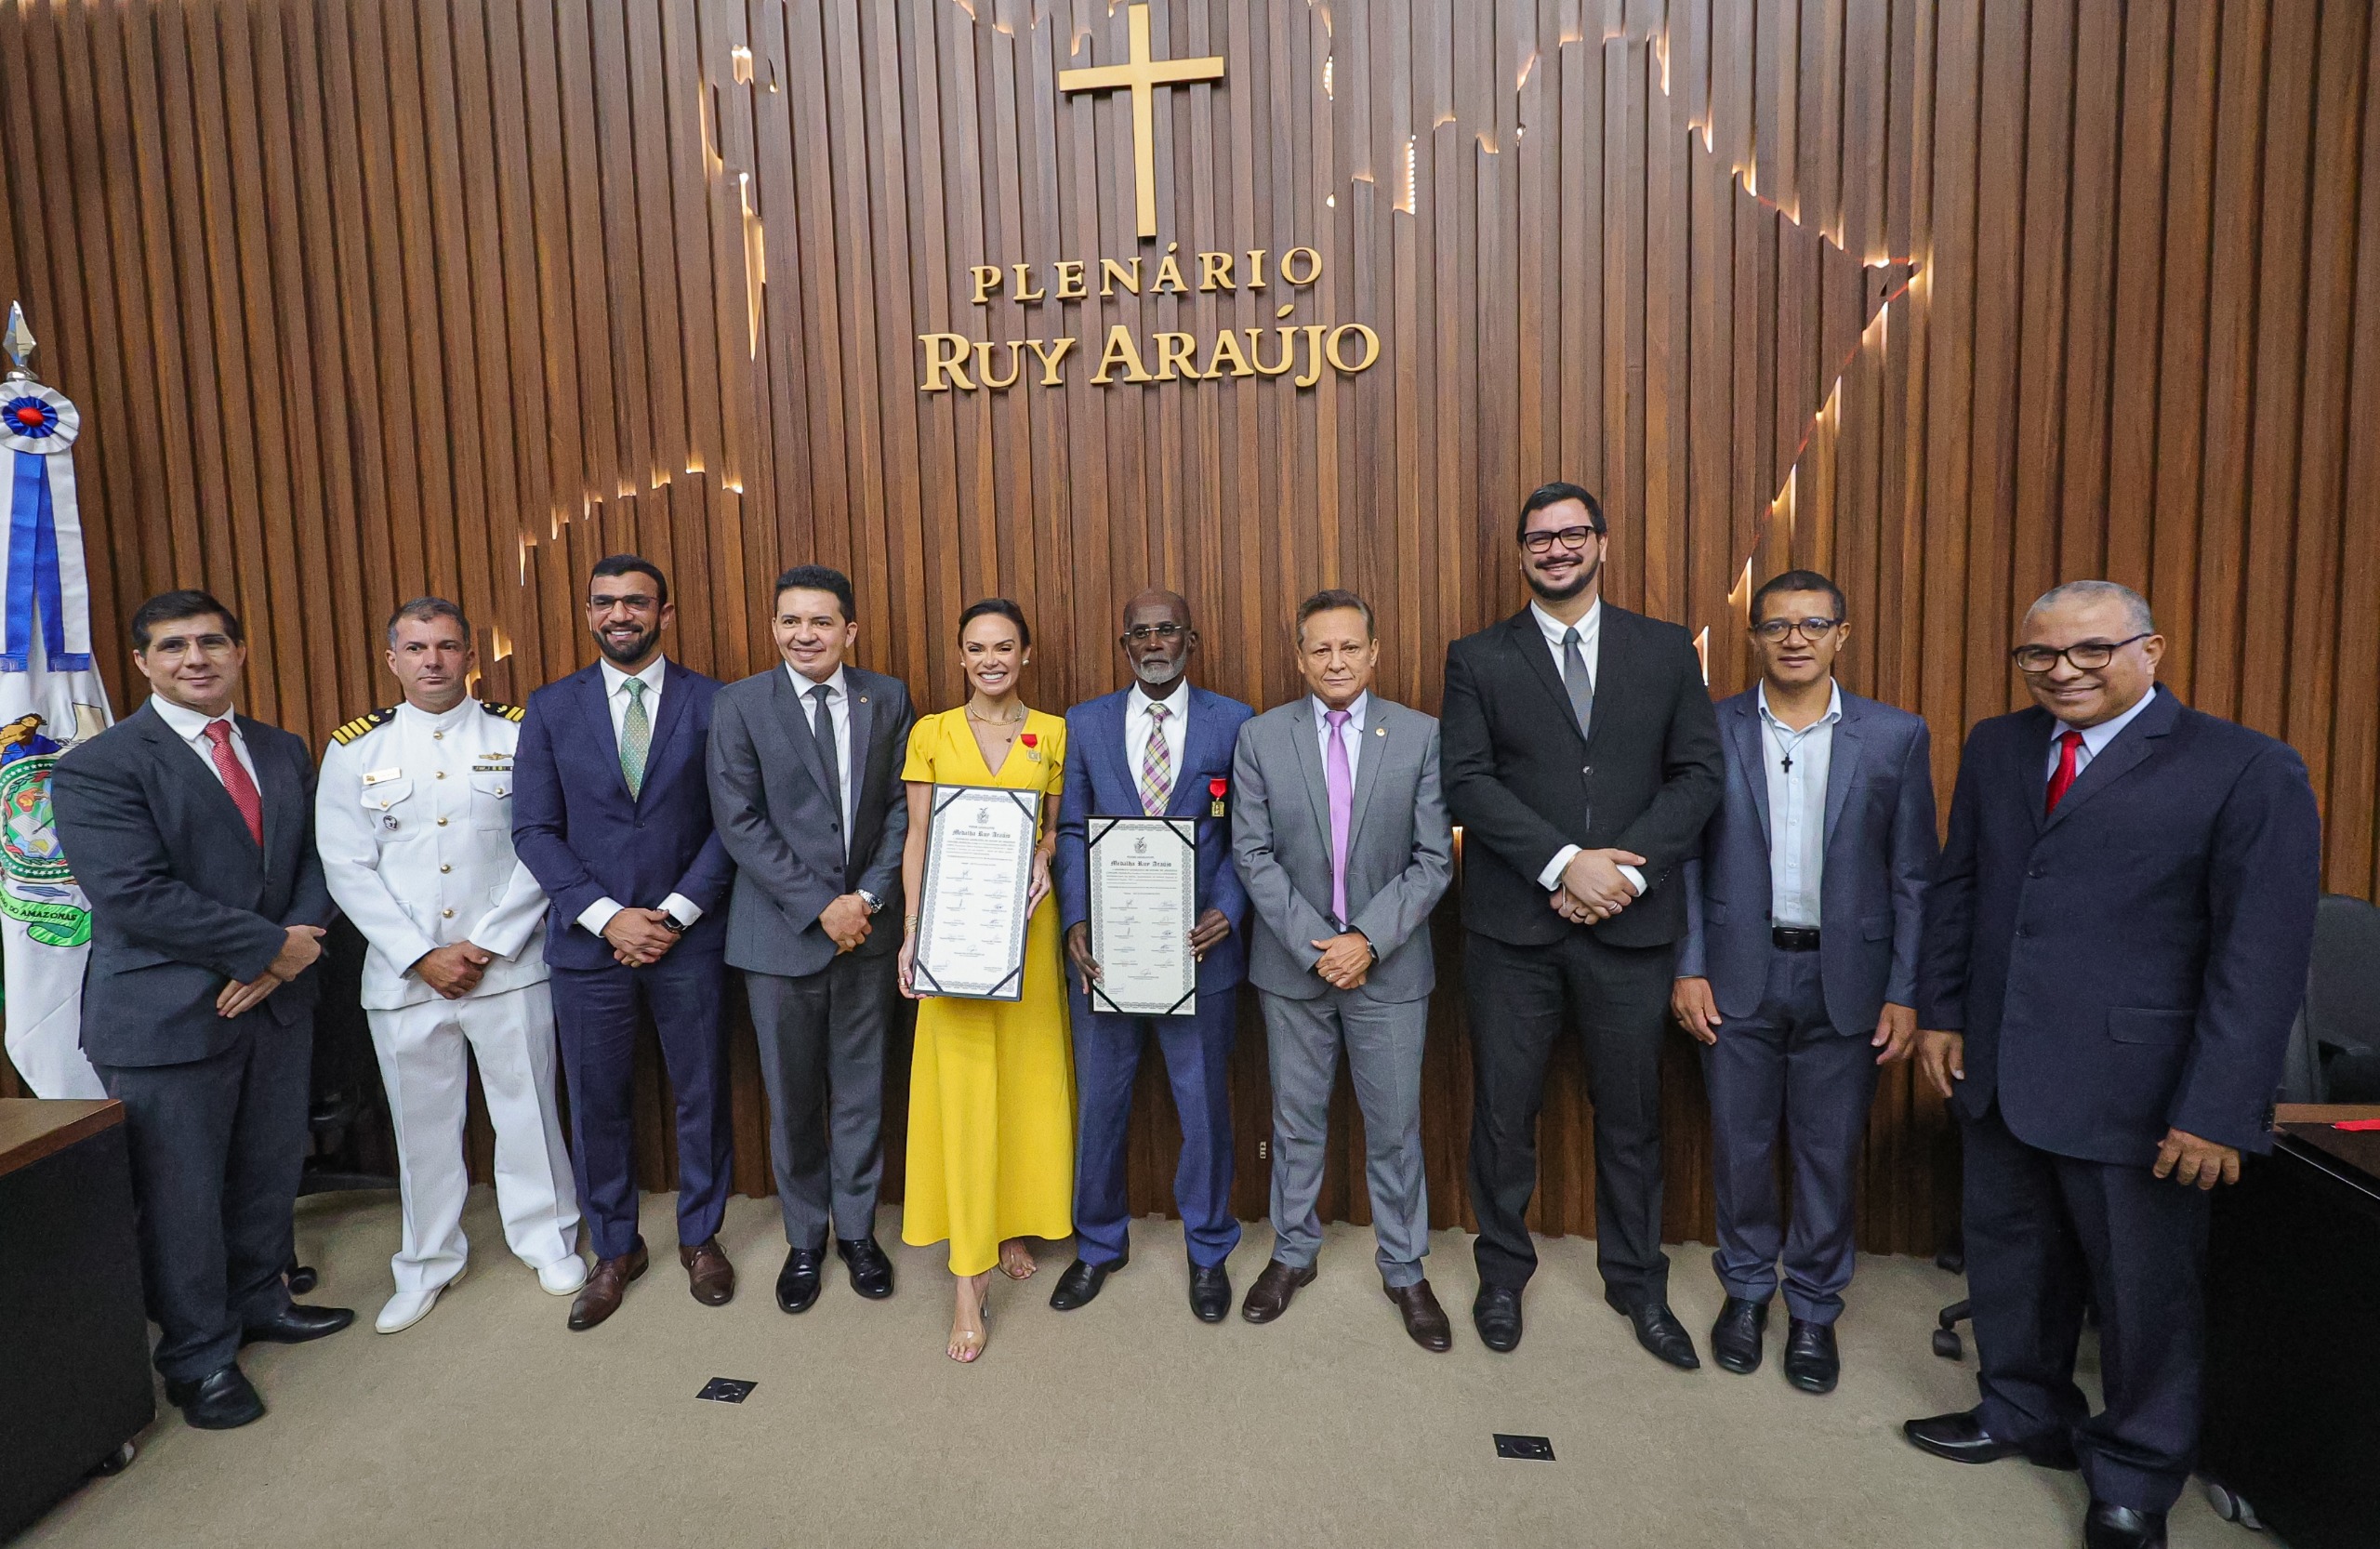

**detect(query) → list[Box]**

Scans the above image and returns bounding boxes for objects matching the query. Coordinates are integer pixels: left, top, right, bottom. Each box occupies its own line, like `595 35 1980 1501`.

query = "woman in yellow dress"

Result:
897 598 1075 1362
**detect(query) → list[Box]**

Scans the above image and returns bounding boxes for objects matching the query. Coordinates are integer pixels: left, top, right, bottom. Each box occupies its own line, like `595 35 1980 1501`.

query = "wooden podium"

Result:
0 1099 154 1538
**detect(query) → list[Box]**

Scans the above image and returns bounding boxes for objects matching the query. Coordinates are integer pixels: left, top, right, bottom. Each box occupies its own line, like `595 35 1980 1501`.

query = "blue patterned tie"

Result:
620 678 651 798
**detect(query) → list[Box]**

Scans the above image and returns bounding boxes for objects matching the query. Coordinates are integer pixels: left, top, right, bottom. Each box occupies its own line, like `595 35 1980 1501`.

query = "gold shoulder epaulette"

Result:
478 699 524 722
331 707 398 746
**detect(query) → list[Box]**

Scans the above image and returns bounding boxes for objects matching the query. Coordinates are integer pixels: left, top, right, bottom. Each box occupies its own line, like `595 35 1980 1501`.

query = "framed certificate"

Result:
1086 815 1198 1016
914 784 1038 1000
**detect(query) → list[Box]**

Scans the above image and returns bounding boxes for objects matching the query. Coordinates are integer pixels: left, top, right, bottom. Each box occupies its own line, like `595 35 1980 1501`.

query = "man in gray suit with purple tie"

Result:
1230 589 1453 1350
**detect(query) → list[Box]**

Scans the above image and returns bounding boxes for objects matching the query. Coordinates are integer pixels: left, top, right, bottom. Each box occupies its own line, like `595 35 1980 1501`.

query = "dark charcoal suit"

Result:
1441 602 1723 1304
51 701 336 1383
1917 683 2320 1512
1676 686 1936 1322
707 663 913 1251
512 659 736 1261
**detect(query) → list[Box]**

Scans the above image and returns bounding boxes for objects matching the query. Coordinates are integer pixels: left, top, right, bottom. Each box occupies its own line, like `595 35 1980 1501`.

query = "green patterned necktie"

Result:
620 677 651 798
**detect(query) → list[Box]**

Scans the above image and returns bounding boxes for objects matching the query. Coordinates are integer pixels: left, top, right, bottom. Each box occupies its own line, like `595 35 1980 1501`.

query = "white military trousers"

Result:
367 980 579 1295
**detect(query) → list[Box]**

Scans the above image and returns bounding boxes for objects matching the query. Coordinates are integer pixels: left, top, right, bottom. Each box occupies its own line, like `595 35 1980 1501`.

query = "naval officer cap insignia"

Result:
331 706 399 745
478 699 524 722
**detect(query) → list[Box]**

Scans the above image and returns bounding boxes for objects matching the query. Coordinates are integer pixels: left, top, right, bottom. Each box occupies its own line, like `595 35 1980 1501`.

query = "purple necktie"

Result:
1325 708 1354 926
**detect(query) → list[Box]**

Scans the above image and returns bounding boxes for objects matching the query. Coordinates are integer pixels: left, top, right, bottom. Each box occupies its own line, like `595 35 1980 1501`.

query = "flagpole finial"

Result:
4 302 34 380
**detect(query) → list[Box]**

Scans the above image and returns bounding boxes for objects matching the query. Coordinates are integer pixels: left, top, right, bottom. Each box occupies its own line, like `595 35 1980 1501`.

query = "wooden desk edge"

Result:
0 1099 125 1178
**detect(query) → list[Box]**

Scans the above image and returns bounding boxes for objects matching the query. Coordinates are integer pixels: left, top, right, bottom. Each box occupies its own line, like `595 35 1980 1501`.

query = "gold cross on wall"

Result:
1058 4 1223 240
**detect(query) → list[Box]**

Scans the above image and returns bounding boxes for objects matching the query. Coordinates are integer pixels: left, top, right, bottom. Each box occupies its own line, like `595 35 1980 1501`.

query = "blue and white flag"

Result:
0 314 112 1098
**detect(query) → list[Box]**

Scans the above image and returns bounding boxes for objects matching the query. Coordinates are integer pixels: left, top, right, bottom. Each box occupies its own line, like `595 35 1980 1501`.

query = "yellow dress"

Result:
900 707 1077 1275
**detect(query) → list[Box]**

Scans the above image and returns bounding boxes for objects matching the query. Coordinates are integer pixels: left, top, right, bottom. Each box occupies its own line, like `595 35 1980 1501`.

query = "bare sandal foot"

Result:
998 1238 1038 1280
947 1271 991 1363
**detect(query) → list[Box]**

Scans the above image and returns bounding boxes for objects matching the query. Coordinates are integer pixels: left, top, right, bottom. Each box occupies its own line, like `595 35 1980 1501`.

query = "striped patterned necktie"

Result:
620 677 652 798
1139 702 1174 815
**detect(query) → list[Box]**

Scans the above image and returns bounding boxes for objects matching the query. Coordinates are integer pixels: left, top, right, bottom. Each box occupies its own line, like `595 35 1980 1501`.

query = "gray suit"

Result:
1232 694 1452 1283
707 663 913 1248
51 701 336 1382
1676 685 1936 1321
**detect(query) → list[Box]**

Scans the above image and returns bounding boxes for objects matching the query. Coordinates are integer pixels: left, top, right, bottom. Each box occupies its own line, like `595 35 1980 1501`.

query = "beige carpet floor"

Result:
20 1188 2242 1548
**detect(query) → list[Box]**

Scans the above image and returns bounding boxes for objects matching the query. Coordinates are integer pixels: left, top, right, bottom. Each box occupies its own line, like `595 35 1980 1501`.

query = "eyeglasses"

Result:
1752 616 1843 642
2010 634 2150 674
1521 524 1602 554
587 593 658 613
1122 622 1187 644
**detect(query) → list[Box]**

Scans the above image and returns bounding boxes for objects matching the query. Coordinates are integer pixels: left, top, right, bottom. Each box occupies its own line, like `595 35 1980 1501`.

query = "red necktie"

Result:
2044 729 2084 814
204 720 265 846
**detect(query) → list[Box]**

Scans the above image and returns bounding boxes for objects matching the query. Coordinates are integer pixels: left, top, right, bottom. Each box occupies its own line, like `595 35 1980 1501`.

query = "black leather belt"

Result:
1771 927 1821 951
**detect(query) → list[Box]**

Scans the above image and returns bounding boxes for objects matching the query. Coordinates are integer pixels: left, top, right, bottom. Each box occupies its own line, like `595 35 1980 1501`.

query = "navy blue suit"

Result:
1677 687 1935 1322
1051 685 1252 1269
513 660 736 1259
1917 684 2320 1511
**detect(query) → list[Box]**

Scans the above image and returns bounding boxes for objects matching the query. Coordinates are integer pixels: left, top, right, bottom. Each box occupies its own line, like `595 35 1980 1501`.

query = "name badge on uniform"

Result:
362 767 402 786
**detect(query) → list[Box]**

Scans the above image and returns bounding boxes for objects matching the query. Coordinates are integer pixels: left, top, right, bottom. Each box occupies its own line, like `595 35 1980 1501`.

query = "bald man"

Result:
1051 589 1253 1322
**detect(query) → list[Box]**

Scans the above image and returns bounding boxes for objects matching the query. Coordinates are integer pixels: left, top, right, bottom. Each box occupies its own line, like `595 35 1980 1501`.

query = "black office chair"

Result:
2280 894 2380 1105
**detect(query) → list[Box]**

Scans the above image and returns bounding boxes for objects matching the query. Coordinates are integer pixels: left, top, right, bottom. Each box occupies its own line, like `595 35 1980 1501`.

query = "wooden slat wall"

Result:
4 0 2375 1257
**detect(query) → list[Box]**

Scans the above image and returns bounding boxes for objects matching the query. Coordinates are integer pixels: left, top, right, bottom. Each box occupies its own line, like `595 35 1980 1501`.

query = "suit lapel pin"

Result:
1374 725 1386 737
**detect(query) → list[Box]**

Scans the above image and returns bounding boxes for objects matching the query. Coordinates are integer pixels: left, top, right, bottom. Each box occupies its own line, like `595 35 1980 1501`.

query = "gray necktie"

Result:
810 683 845 856
1561 626 1594 742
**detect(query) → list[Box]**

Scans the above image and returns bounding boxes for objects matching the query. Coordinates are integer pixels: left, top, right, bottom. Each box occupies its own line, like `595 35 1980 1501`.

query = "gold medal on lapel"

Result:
1208 776 1227 818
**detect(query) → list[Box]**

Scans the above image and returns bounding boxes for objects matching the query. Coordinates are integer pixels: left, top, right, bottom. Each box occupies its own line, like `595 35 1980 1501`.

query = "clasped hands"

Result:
217 924 327 1018
1913 1027 2242 1188
1309 930 1372 990
1552 848 1646 925
602 907 682 967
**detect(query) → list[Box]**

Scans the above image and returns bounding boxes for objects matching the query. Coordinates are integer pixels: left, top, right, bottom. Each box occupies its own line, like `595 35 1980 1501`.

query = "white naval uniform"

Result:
316 697 579 1298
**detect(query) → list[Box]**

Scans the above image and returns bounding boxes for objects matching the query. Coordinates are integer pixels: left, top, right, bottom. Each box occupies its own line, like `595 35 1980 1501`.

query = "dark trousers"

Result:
1465 929 1673 1304
550 947 732 1261
1067 987 1239 1269
743 951 894 1249
1699 948 1878 1323
94 1013 311 1382
1964 1102 2209 1513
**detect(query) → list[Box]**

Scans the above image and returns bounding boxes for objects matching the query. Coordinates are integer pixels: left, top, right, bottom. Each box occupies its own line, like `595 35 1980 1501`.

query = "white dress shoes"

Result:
375 1281 449 1334
536 1255 589 1296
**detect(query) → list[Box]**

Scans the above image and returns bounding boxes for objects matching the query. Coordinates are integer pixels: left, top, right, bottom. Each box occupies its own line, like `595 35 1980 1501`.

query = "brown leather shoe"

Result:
1239 1258 1316 1323
568 1243 650 1331
681 1238 735 1306
1385 1278 1453 1351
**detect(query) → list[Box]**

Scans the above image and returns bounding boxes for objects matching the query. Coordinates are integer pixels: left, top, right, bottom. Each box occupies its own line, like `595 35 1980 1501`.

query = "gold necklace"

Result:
965 704 1025 726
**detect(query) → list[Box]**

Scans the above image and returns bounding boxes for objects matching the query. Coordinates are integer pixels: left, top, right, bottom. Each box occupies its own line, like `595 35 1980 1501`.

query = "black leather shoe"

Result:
1902 1409 2080 1471
1188 1263 1231 1322
1614 1298 1700 1370
1473 1285 1524 1352
2083 1501 2167 1549
240 1303 355 1346
1048 1253 1124 1311
836 1236 894 1299
1710 1296 1768 1373
776 1246 824 1314
165 1364 265 1430
1782 1318 1839 1394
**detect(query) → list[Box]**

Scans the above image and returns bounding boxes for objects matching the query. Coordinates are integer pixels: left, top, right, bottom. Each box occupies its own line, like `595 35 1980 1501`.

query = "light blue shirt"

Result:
1311 692 1369 778
1758 681 1844 931
2046 684 2160 780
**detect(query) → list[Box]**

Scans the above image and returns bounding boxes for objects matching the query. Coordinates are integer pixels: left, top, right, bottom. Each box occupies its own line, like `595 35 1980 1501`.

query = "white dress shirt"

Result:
149 695 259 788
1312 691 1368 778
787 662 857 851
1127 682 1193 805
2047 684 2160 780
1758 681 1843 931
1527 598 1647 897
577 655 702 937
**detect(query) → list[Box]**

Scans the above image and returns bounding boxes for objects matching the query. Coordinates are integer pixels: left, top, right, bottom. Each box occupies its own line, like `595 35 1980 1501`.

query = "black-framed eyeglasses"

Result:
1122 622 1187 645
2011 634 2150 674
1521 524 1602 554
588 592 658 613
1752 616 1843 642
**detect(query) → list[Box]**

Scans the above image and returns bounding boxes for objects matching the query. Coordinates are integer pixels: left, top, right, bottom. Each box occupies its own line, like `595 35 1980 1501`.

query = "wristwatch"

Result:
657 910 687 935
857 890 884 916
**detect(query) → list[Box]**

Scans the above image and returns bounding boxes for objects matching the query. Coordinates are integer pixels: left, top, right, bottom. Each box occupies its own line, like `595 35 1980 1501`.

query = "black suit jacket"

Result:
1915 686 2321 1164
52 701 336 1067
1441 603 1725 948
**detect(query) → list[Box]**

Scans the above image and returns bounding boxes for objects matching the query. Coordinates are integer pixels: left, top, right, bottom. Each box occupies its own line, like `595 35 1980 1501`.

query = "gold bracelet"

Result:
904 915 921 930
